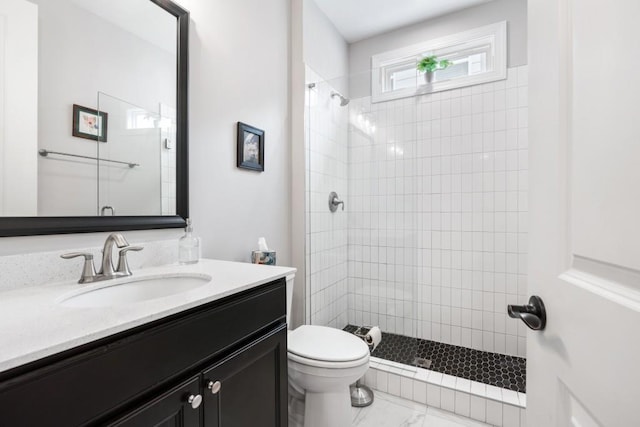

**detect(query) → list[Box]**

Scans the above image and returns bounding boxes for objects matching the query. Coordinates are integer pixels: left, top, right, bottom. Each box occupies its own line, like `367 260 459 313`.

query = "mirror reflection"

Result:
1 0 177 217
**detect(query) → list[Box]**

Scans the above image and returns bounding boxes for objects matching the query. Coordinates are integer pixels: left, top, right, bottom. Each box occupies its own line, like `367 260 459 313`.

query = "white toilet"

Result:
285 276 370 427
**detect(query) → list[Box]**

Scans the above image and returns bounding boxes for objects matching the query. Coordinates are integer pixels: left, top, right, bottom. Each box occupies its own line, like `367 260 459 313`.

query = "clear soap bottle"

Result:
179 218 200 264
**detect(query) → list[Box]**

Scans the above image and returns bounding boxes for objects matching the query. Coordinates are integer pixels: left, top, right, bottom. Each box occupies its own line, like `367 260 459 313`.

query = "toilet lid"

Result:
288 325 369 362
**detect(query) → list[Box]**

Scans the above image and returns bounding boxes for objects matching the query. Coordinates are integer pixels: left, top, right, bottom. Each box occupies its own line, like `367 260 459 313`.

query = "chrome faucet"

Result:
61 233 143 284
100 233 129 276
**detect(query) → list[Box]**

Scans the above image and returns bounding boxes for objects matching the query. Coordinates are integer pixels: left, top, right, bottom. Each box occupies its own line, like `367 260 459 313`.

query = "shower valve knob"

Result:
329 191 344 212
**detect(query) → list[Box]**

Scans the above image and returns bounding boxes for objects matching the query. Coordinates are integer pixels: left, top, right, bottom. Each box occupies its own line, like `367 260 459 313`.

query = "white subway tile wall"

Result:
345 66 529 357
305 68 350 327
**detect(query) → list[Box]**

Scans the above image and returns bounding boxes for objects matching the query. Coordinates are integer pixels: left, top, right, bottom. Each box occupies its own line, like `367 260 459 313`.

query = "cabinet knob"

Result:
187 394 202 409
207 380 222 395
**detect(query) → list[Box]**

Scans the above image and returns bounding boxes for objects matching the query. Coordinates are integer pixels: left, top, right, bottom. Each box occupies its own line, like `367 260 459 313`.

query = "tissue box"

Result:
251 250 276 265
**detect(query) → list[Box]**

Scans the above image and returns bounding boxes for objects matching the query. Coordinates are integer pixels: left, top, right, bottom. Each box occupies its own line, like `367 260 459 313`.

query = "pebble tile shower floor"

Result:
344 325 526 393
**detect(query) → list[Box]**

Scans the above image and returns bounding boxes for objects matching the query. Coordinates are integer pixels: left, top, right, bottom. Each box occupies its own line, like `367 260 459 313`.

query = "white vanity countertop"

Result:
0 259 296 374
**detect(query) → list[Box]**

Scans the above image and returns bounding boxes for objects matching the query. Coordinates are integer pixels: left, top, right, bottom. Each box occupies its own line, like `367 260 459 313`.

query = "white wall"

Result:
349 0 528 99
179 0 291 265
0 0 38 216
0 0 292 277
302 0 348 94
291 0 307 327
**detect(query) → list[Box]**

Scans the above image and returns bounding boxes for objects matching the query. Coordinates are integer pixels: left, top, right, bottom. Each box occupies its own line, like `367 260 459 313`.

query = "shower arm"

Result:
330 91 349 106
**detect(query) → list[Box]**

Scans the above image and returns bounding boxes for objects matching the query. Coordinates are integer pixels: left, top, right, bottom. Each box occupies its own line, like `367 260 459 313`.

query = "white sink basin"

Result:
57 274 212 308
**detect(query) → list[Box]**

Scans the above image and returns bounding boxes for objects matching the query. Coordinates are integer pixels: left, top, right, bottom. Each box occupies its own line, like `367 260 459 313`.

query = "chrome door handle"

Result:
508 296 546 330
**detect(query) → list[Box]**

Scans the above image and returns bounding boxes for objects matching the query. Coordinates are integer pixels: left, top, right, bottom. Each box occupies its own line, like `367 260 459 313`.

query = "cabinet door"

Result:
202 326 287 427
108 376 202 427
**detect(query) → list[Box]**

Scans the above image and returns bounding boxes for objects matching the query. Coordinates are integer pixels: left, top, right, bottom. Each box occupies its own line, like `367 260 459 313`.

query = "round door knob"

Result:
187 394 202 409
207 380 222 395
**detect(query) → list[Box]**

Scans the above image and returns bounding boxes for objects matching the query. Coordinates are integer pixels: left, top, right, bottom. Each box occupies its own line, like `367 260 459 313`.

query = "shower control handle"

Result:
329 191 344 212
508 296 546 330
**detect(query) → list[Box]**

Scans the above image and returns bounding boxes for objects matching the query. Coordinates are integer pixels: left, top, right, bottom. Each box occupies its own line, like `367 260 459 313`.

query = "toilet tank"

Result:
286 274 295 328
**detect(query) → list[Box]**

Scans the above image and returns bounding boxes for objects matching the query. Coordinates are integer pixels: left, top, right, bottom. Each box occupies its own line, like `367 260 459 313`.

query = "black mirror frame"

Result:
0 0 189 237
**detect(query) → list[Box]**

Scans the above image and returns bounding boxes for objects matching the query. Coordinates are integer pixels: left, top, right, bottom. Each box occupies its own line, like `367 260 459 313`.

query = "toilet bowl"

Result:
285 276 369 427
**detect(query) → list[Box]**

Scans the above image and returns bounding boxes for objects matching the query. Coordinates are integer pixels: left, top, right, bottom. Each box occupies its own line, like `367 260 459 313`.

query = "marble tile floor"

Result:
351 391 491 427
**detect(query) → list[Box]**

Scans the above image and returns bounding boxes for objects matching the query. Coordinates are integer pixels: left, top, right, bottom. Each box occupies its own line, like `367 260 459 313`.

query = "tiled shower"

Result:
347 66 529 358
305 66 530 424
306 64 529 358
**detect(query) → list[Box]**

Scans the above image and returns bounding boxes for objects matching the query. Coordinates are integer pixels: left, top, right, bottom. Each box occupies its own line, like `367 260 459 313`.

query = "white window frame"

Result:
371 21 507 103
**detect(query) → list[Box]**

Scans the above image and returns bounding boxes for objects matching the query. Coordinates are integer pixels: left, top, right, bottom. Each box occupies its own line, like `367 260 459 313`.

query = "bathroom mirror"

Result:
0 0 189 236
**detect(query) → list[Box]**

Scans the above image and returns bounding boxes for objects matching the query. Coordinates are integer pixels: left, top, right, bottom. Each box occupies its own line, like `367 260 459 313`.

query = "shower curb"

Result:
362 356 526 427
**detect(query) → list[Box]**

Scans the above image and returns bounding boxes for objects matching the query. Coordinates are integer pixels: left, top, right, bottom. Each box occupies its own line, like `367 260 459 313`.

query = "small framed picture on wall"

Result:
72 104 108 142
237 122 264 172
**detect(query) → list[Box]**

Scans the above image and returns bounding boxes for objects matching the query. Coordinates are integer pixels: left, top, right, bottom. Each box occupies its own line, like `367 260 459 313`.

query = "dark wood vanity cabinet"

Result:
108 376 202 427
202 327 287 427
0 278 288 427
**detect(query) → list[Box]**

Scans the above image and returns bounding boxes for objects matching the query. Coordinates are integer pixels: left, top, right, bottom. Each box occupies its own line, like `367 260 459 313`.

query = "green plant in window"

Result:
417 56 452 73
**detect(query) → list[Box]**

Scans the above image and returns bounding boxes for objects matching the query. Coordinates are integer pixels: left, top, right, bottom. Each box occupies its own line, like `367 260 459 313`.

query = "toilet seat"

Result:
288 350 369 370
287 325 369 369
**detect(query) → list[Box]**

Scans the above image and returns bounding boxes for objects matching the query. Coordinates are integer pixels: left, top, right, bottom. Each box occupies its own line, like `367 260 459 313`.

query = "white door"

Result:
0 0 38 216
528 0 640 426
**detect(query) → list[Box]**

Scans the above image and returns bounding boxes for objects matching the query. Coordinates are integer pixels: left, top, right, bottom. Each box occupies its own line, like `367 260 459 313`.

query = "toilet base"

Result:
303 389 351 427
350 380 374 407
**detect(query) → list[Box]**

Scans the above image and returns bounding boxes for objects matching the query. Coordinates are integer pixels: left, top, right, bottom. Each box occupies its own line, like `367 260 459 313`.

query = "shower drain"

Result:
413 357 432 369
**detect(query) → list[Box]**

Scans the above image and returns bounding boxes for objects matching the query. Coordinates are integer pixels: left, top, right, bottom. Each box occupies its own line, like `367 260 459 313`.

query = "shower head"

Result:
331 91 350 106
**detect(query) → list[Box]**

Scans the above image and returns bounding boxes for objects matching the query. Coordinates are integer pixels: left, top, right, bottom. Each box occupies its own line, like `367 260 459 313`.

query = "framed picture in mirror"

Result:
72 104 108 142
237 122 264 172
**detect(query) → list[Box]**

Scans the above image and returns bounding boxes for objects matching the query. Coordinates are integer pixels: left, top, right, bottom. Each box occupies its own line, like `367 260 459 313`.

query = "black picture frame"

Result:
72 104 108 142
237 122 265 172
0 0 189 237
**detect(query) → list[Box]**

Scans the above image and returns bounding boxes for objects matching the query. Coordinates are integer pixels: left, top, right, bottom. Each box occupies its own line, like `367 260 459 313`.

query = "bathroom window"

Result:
371 21 507 103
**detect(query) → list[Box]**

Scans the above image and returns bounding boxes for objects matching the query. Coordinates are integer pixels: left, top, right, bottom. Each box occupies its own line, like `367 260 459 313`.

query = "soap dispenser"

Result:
179 218 200 264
